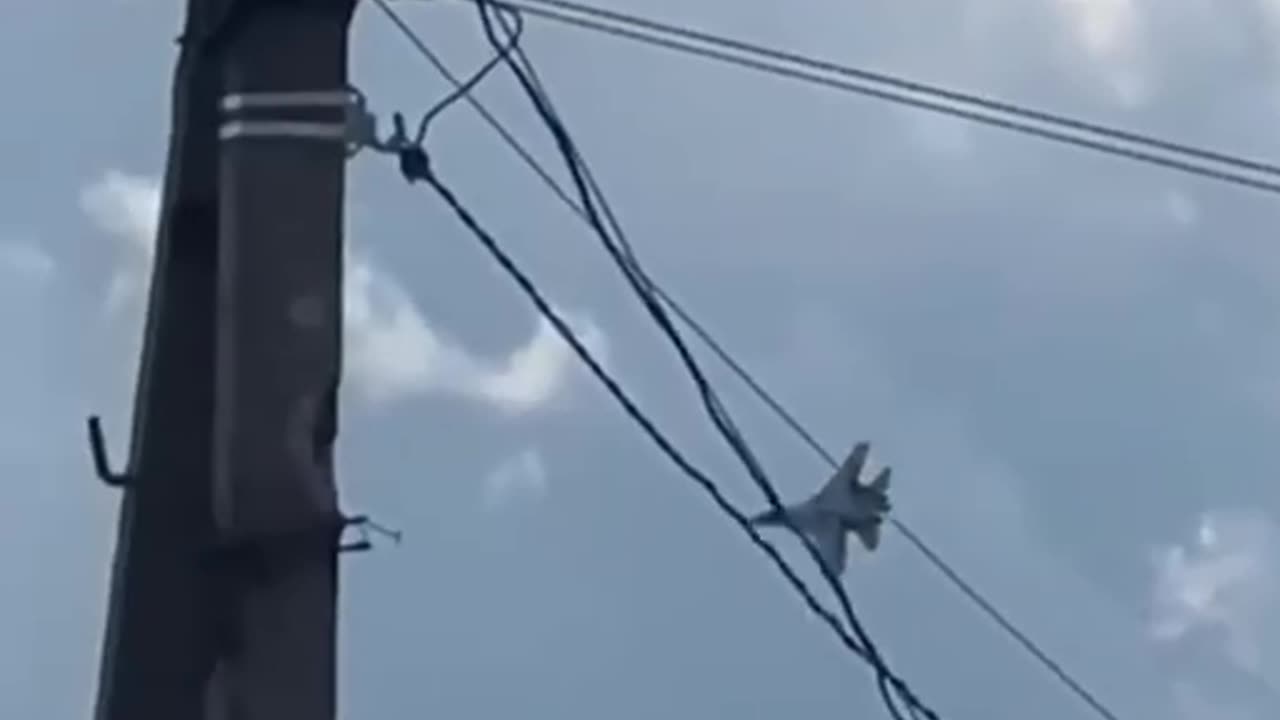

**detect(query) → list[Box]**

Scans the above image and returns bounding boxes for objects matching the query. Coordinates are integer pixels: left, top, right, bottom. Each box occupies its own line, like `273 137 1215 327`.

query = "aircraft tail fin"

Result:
868 466 891 493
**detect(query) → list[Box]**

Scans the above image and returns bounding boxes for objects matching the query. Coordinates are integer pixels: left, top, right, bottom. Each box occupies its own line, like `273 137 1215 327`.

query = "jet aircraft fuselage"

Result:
749 441 891 576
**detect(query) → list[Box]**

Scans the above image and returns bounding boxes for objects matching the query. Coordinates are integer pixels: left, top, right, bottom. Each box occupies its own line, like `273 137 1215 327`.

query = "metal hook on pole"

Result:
86 415 128 488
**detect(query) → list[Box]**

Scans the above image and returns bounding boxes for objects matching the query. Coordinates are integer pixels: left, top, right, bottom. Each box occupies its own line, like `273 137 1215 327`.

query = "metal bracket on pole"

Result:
203 514 401 582
342 514 404 550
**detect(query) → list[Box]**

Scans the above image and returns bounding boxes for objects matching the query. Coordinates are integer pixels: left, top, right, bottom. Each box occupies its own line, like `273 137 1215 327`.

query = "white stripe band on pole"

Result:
220 90 355 111
219 121 349 141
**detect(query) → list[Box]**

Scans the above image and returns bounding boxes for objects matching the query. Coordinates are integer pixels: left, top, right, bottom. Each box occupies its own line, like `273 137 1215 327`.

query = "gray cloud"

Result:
10 0 1280 717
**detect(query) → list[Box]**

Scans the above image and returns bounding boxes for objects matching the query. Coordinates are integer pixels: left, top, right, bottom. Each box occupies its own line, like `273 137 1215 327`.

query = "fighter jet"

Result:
749 442 891 577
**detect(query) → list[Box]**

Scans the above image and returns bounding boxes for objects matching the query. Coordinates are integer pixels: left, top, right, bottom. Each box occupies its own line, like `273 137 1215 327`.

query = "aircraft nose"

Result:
750 508 783 526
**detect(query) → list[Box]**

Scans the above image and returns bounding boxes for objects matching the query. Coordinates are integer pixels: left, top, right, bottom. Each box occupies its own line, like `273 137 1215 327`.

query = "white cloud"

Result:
81 170 605 416
0 240 55 285
1056 0 1141 58
1150 509 1280 679
344 250 606 413
1052 0 1149 104
1259 0 1280 38
343 256 447 404
468 310 608 414
79 170 160 312
481 448 548 509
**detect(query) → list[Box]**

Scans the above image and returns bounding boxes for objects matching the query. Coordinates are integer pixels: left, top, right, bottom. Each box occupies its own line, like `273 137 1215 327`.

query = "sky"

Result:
3 0 1280 717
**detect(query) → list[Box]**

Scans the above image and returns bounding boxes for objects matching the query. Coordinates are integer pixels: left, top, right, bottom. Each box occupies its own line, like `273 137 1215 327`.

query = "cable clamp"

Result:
345 89 414 157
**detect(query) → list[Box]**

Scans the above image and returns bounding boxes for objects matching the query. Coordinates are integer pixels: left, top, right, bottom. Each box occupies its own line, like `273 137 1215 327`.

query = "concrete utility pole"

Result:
209 0 358 717
92 0 227 716
93 1 360 718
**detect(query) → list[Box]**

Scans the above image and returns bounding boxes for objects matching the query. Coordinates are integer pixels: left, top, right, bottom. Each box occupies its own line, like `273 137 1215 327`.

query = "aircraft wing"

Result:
853 520 882 552
811 517 848 577
819 441 870 503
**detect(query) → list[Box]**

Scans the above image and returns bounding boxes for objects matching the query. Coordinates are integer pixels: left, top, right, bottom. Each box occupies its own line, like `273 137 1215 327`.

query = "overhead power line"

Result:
499 0 1280 178
473 5 937 719
421 0 1280 197
372 3 1126 720
473 2 936 718
415 163 927 719
656 288 1123 720
372 1 938 719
